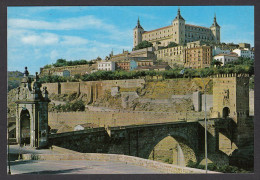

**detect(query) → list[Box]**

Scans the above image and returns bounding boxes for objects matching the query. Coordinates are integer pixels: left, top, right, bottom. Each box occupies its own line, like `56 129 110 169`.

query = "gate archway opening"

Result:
148 136 196 167
20 109 30 145
223 107 230 118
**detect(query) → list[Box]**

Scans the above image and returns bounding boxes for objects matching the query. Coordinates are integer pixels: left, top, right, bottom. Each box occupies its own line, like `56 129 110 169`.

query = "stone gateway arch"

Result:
15 67 50 148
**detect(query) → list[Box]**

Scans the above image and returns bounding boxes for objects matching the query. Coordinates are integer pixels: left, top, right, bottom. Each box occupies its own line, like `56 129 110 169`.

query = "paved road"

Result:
9 160 164 174
9 145 57 154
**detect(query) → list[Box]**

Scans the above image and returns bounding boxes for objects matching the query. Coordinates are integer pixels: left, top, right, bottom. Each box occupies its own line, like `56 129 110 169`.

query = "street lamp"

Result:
7 123 11 175
199 73 208 174
180 69 208 173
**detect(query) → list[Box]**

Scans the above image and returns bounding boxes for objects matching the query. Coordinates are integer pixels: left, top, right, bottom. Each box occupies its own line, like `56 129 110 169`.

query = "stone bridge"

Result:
49 118 238 166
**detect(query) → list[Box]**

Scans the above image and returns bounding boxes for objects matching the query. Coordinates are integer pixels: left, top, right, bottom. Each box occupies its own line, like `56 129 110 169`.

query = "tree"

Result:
70 100 85 111
133 40 153 50
167 42 178 48
211 59 223 67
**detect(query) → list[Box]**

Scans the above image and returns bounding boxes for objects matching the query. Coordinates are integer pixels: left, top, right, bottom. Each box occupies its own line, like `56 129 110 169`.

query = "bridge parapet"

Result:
49 127 106 139
48 110 210 131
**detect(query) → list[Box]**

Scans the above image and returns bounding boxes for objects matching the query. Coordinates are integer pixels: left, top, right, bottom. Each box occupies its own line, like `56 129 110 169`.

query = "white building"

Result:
232 48 254 60
214 53 238 66
74 123 99 131
52 71 63 76
97 61 115 71
212 46 231 56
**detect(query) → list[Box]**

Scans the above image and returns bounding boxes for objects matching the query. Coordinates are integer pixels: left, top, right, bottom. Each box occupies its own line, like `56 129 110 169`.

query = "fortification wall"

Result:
42 79 145 96
60 82 80 94
42 83 59 94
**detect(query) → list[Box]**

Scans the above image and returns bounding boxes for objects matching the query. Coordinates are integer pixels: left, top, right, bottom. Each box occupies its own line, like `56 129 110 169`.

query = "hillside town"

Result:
39 9 254 78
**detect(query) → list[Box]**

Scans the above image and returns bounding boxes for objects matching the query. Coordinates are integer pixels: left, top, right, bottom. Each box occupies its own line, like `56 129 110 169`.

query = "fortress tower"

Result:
133 17 144 47
210 14 221 44
212 74 249 122
172 8 185 45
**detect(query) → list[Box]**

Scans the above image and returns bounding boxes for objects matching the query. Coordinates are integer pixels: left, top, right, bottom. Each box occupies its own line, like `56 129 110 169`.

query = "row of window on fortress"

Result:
135 25 213 36
138 28 216 37
157 48 211 55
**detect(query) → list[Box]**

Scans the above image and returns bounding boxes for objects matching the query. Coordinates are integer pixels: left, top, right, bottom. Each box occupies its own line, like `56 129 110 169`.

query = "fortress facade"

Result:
133 8 221 47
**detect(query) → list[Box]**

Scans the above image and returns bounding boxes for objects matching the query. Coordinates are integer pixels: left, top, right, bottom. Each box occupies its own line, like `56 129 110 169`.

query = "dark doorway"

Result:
20 109 30 145
223 107 230 118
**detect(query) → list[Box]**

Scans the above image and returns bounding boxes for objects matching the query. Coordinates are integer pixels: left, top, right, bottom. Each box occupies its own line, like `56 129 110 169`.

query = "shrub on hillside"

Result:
53 100 85 112
186 160 250 173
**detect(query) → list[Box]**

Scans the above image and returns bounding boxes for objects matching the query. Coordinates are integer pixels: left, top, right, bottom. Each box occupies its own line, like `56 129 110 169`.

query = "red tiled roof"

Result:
214 53 238 57
136 65 170 69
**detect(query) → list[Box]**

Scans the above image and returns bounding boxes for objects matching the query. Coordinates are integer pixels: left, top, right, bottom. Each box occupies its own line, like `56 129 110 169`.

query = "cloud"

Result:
8 15 103 30
8 15 132 42
60 36 89 45
21 33 59 45
50 50 59 61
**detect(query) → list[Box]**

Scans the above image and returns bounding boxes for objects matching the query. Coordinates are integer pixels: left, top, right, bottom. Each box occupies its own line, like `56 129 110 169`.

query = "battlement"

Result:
211 73 250 78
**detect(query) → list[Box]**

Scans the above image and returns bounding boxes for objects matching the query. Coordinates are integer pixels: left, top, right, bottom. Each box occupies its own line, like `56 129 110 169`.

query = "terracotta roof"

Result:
143 25 172 34
185 24 210 30
136 65 170 70
214 53 238 57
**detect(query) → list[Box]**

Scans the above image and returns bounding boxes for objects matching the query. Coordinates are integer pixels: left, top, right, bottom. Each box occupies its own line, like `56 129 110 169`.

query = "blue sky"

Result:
7 6 254 74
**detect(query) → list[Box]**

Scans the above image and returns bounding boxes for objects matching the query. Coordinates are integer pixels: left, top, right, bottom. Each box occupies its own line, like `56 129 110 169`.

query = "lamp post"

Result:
180 69 208 173
7 123 11 175
200 73 208 174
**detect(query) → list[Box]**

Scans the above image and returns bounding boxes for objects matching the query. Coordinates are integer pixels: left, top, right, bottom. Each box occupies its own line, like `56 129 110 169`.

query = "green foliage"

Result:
8 71 24 91
74 74 81 80
164 158 173 164
133 40 153 50
39 58 254 83
44 59 95 68
43 64 52 69
167 42 178 48
186 161 250 173
39 75 80 83
53 100 85 112
187 160 197 168
211 59 223 67
225 57 254 67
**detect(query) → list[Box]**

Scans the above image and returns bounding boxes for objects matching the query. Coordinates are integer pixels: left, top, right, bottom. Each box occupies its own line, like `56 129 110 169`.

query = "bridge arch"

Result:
140 130 198 166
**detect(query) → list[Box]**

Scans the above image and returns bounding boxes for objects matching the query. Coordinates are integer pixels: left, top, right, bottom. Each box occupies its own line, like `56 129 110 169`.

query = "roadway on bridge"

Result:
9 160 164 174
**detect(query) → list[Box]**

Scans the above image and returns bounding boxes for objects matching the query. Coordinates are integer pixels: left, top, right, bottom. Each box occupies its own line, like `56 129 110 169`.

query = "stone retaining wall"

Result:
42 79 145 95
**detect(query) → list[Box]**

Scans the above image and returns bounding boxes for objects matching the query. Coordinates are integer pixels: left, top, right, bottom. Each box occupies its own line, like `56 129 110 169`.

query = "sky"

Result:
7 6 254 74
